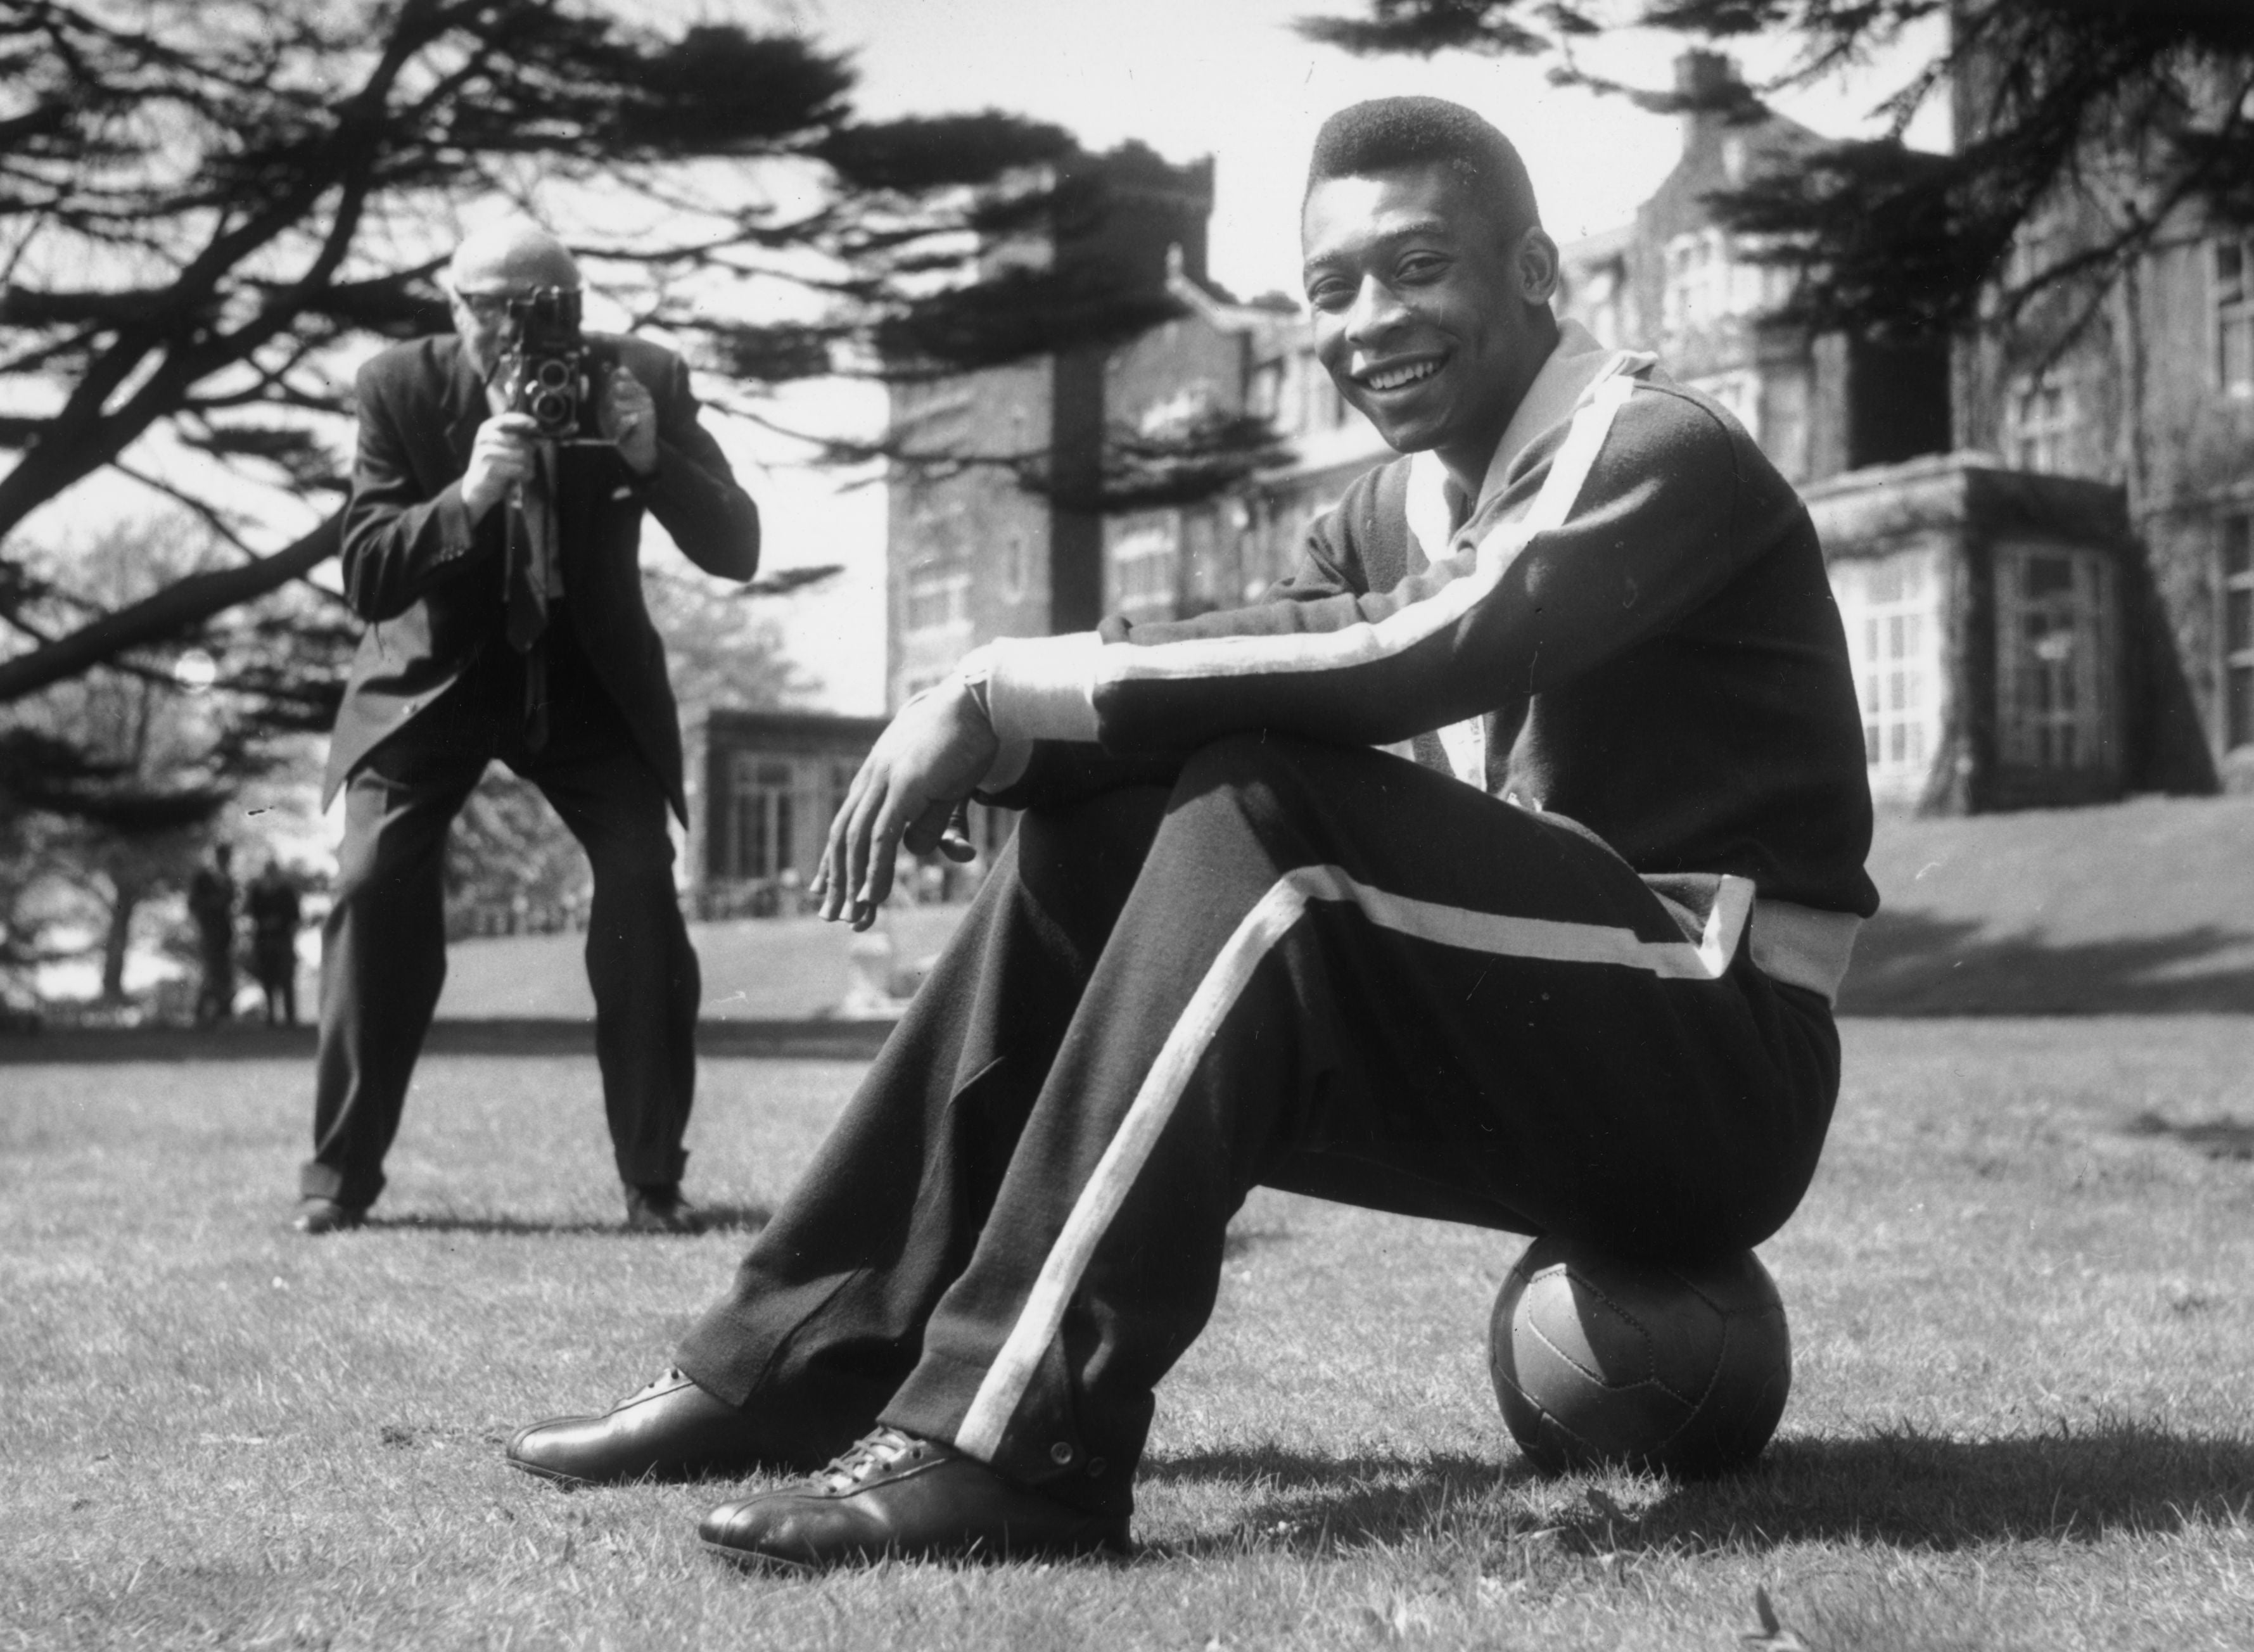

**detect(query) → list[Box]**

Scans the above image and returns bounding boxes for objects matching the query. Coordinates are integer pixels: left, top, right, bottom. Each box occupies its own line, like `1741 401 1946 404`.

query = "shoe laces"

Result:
813 1426 922 1492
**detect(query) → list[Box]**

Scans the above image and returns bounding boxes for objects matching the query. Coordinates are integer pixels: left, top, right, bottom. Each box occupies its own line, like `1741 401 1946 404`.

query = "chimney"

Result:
1674 49 1740 152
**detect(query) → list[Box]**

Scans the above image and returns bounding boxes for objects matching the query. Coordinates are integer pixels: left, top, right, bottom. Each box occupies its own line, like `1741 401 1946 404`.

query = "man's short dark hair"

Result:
1306 96 1539 239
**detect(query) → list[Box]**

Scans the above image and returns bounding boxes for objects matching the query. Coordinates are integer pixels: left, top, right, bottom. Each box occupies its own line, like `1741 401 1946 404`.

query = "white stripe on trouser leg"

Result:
950 861 1754 1461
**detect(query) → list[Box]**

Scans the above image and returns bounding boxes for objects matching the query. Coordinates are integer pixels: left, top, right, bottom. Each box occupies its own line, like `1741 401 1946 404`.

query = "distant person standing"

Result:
187 844 238 1027
246 858 303 1027
297 222 760 1238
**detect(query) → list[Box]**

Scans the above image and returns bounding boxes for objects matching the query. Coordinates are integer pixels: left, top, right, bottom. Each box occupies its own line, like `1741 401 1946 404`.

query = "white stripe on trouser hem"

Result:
950 862 1755 1461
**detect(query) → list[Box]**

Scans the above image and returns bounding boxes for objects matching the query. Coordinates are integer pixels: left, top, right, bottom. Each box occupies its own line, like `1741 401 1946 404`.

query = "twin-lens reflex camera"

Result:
495 286 611 445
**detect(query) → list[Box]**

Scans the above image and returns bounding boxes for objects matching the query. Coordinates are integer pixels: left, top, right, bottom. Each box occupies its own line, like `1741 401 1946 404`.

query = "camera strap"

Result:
505 442 561 749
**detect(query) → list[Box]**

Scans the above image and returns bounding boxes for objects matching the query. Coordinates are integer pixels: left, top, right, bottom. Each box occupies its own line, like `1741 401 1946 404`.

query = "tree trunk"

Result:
99 884 139 1002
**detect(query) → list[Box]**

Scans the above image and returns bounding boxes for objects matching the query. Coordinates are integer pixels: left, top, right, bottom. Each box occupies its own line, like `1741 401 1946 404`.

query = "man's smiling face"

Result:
1301 163 1557 490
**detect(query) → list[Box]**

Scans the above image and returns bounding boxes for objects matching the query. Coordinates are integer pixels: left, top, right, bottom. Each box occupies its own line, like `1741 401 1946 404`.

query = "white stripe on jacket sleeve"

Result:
974 372 1637 746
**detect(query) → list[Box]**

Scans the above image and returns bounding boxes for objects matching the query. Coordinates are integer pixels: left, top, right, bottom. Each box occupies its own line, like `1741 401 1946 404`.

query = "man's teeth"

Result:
1365 360 1439 391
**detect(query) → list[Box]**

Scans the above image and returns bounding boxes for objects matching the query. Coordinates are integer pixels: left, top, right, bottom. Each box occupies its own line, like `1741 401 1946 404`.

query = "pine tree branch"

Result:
0 513 343 703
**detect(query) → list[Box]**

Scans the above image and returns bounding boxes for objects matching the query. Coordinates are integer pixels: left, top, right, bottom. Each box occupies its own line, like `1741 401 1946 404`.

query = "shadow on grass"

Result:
1143 1422 2254 1554
1222 1222 1294 1260
0 1018 893 1064
1837 909 2254 1015
2124 1110 2254 1161
362 1201 772 1237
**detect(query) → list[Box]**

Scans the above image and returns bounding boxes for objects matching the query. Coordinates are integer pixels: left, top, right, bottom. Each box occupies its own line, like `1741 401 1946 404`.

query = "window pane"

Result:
2224 515 2252 579
2228 587 2252 654
2230 663 2254 749
2025 554 2074 598
2224 312 2253 393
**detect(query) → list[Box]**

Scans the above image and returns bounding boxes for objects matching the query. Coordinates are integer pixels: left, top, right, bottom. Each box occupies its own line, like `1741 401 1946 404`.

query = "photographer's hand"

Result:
601 367 659 477
462 412 542 522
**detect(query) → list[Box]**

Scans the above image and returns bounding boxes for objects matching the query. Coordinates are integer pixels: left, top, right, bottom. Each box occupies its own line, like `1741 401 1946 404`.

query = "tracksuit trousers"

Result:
675 734 1841 1518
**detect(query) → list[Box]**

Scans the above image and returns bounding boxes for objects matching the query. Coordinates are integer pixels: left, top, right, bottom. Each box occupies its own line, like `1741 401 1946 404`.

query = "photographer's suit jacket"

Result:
323 332 760 820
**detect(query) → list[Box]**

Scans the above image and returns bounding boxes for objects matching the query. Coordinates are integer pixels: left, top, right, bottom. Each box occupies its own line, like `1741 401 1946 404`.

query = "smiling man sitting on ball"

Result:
504 95 1876 1570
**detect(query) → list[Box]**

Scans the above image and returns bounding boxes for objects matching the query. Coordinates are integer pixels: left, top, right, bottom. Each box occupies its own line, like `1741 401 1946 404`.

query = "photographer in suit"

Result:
296 224 760 1237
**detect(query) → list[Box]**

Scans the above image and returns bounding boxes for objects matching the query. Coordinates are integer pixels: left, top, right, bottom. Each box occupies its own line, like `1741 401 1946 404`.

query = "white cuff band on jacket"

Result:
979 633 1103 744
979 737 1033 794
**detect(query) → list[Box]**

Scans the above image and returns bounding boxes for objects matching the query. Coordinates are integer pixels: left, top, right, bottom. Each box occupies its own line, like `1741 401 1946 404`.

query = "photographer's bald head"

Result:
447 224 583 383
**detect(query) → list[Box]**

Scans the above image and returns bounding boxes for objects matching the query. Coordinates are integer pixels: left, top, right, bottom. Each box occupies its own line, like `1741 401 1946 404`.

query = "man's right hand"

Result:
461 412 542 521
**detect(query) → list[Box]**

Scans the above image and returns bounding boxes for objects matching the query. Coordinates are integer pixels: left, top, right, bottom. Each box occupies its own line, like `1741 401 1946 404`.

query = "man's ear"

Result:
1515 227 1560 305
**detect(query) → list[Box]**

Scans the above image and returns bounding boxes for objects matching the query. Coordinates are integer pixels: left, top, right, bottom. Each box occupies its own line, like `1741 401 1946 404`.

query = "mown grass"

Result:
4 1020 2254 1649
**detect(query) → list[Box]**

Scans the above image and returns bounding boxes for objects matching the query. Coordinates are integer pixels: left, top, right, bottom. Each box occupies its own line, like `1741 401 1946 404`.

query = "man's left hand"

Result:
812 680 1000 931
601 366 659 476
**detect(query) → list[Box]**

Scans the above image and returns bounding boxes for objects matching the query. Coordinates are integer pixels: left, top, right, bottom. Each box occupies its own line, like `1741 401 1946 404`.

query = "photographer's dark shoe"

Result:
698 1427 1130 1570
507 1367 779 1486
292 1197 364 1236
623 1184 703 1234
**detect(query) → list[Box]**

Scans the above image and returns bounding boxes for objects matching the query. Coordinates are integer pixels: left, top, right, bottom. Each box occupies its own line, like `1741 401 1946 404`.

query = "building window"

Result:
1662 229 1785 336
726 757 796 881
903 561 971 637
1834 550 1941 787
2215 237 2253 398
2004 213 2060 295
1726 232 1793 317
1111 522 1178 622
1000 532 1029 602
2222 513 2254 749
1688 369 1761 443
1576 257 1626 348
2003 374 2077 473
1662 231 1723 333
1249 359 1284 421
1995 543 2115 772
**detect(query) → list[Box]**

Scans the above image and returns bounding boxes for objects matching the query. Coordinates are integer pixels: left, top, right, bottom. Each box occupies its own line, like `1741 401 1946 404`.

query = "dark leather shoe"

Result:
699 1427 1129 1570
293 1197 364 1235
507 1367 774 1485
623 1185 703 1234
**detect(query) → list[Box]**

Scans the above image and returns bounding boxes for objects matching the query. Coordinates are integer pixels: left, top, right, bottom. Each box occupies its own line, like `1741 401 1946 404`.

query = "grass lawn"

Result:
4 1019 2253 1649
421 792 2254 1026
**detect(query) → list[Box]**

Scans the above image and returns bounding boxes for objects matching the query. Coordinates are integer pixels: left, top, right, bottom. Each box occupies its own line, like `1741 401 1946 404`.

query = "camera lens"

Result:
530 390 573 427
534 359 573 390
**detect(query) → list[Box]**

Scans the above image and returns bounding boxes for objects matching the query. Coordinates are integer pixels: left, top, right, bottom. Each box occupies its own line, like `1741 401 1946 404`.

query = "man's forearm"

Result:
640 440 760 581
339 481 487 621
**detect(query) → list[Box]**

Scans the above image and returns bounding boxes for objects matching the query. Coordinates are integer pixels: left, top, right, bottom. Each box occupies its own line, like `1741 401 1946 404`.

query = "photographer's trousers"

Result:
303 620 699 1210
676 734 1840 1517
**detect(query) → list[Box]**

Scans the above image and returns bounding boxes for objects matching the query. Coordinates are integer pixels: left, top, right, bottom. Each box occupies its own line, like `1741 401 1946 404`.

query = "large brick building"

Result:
875 52 2237 823
1948 54 2250 791
1555 50 2227 810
